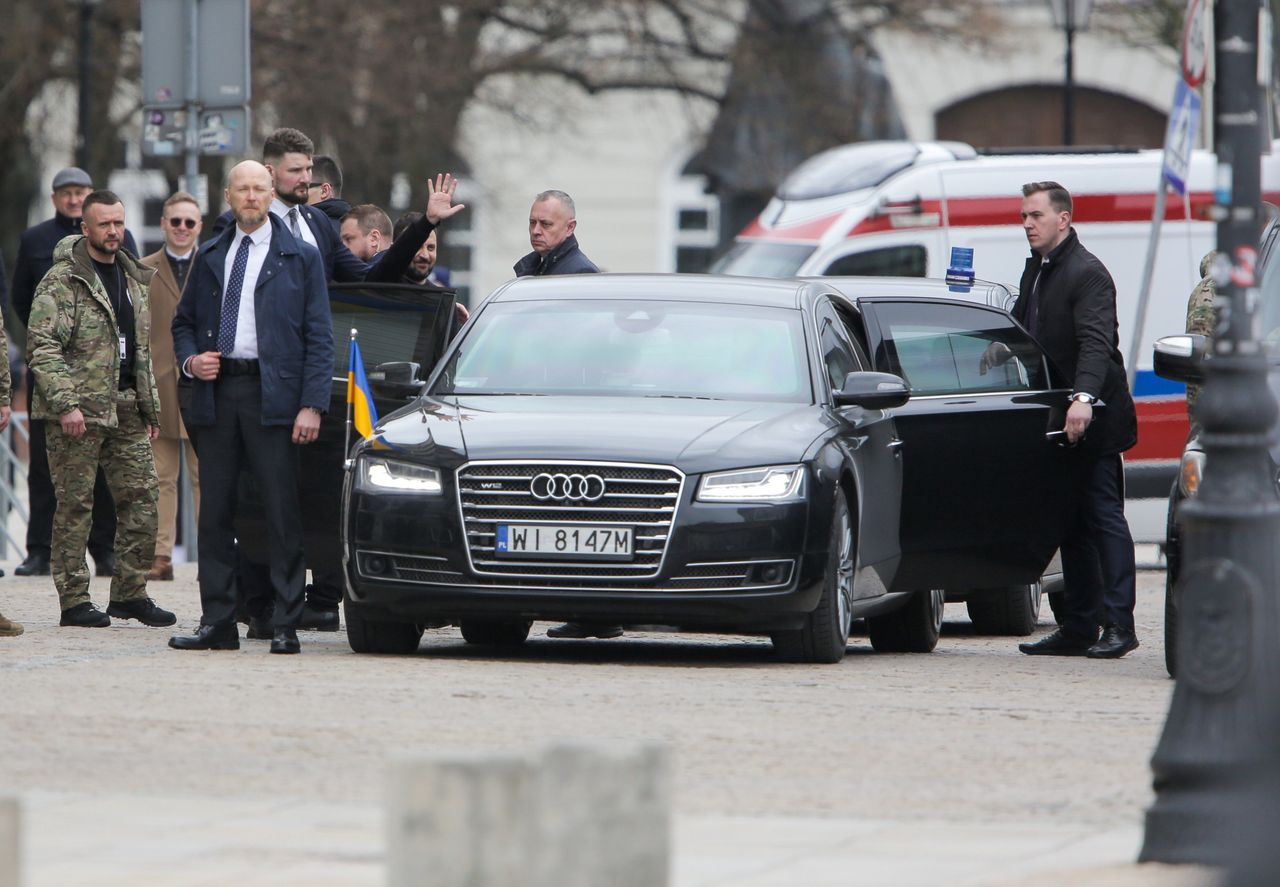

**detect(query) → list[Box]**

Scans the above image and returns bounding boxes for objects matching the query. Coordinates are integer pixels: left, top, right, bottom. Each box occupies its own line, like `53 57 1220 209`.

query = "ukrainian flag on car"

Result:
347 335 379 439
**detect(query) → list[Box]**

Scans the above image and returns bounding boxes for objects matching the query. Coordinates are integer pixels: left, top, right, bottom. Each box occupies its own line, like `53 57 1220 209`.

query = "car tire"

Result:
964 582 1041 636
460 618 533 646
344 600 424 654
867 588 944 653
771 492 855 664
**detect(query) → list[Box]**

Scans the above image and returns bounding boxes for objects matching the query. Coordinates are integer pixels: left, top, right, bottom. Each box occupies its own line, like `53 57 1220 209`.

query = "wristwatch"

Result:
1070 392 1097 405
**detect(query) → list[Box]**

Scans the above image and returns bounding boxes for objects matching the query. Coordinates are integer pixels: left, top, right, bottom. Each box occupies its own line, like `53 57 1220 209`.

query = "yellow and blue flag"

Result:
347 336 379 439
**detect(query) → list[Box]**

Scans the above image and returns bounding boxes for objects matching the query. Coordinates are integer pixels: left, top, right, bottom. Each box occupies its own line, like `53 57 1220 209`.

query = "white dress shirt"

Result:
270 198 317 249
224 222 273 359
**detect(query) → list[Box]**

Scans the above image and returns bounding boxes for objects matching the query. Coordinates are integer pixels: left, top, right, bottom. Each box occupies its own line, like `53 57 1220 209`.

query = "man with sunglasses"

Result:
139 192 203 582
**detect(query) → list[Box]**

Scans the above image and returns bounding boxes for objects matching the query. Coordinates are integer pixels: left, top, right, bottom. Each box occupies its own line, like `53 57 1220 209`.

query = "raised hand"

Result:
425 173 467 225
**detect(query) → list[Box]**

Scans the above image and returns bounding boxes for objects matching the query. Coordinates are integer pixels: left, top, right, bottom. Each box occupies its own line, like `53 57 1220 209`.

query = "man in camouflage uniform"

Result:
0 314 18 636
27 190 174 629
1184 251 1217 418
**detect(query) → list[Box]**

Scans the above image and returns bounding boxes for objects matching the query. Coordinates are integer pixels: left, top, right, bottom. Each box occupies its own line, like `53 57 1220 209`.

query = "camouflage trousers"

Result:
45 391 159 610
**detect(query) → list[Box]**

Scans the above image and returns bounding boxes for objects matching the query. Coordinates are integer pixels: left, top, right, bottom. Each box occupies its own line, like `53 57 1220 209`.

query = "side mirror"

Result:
1152 335 1209 385
834 371 911 409
370 361 425 400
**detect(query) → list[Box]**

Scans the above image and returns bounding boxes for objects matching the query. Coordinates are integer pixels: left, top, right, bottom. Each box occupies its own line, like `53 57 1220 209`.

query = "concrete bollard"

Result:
534 742 670 887
387 753 538 887
0 796 19 887
387 743 670 887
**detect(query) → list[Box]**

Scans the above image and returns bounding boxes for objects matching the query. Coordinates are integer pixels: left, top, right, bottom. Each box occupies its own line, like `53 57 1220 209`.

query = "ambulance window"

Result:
823 246 927 278
711 242 816 277
778 143 920 200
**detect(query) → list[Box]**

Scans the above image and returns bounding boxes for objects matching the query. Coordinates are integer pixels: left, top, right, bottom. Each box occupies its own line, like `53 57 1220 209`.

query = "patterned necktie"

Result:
288 206 302 239
217 235 252 355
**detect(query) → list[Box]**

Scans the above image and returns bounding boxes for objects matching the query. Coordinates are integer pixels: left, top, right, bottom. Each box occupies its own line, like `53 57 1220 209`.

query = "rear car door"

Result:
855 297 1073 590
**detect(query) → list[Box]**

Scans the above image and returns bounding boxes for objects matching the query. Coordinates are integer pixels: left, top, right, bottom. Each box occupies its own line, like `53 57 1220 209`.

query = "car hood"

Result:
369 396 827 473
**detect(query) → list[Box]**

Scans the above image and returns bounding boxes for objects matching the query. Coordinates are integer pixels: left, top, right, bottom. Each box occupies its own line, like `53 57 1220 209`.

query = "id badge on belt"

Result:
119 336 127 360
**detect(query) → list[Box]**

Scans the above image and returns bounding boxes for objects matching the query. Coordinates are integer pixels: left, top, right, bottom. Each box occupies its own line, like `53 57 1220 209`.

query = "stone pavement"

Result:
9 790 1219 887
0 551 1226 886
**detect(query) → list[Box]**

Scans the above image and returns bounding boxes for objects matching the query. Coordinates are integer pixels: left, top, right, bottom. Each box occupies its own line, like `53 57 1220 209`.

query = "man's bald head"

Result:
226 160 275 231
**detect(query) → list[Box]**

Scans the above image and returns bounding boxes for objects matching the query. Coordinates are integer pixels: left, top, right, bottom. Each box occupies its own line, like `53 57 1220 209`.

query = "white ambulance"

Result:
713 140 1280 544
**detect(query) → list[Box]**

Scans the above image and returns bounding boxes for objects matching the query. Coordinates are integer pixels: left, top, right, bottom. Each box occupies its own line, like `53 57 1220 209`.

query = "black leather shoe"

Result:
270 628 300 654
298 605 339 631
60 601 111 628
1087 625 1140 659
1018 629 1096 656
93 552 116 577
15 553 51 576
106 597 177 627
246 615 274 640
169 624 240 650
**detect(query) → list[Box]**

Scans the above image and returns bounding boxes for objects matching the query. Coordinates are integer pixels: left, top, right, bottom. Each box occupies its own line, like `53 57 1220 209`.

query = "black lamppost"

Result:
74 0 101 170
1047 0 1094 146
1139 0 1280 871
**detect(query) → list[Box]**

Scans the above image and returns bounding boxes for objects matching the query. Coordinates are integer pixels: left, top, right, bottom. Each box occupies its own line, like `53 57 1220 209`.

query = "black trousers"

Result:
1059 452 1138 639
27 416 117 559
193 375 305 630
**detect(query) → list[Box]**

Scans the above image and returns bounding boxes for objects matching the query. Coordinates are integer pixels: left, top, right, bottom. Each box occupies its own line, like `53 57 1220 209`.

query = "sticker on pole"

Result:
1181 0 1209 88
1162 80 1201 196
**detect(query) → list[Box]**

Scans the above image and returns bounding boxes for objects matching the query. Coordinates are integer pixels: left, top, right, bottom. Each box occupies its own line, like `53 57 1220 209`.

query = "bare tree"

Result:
248 0 1001 210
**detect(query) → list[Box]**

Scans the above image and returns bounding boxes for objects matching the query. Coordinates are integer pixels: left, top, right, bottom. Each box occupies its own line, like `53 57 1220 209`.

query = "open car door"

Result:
235 282 457 580
854 297 1073 591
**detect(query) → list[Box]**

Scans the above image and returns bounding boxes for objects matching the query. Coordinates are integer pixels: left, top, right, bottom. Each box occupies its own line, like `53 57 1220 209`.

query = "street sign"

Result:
198 0 251 107
1163 79 1201 195
141 0 250 106
142 107 188 157
143 106 249 157
1181 0 1209 87
141 0 186 108
198 107 248 155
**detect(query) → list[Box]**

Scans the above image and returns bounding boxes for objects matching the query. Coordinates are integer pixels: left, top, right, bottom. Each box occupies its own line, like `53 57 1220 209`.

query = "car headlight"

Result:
357 457 443 494
697 465 806 502
1179 450 1205 498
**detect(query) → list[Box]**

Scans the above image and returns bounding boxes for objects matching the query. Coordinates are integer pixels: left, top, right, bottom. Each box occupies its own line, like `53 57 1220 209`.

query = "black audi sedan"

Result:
342 274 1073 662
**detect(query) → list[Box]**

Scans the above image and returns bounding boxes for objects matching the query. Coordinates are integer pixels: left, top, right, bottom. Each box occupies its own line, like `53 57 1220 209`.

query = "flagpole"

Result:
344 328 356 460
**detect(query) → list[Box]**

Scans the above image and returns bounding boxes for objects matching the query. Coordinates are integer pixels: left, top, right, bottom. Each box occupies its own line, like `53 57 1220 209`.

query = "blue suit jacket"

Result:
173 214 334 426
212 205 431 284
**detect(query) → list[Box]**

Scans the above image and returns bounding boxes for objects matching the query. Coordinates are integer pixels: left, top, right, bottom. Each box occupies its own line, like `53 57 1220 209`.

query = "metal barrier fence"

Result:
0 412 198 564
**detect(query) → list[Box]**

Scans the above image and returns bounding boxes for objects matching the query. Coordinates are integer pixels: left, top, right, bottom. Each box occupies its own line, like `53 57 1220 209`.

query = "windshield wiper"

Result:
644 394 725 401
445 391 547 396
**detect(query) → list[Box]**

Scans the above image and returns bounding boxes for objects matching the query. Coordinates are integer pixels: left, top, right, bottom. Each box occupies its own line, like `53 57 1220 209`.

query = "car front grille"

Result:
456 460 684 582
354 550 795 593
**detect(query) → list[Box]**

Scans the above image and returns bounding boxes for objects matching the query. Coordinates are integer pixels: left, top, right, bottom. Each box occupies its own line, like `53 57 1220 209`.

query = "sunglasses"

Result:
167 217 199 229
307 182 327 190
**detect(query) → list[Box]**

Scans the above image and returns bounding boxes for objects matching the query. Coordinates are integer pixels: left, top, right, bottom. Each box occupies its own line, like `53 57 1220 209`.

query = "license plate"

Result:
495 524 633 561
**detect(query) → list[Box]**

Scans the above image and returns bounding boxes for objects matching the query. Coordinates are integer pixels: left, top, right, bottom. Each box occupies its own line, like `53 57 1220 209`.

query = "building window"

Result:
669 174 720 274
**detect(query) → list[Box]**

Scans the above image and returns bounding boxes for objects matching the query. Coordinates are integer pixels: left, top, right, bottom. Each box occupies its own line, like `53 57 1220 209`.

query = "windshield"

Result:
710 241 816 277
434 299 811 402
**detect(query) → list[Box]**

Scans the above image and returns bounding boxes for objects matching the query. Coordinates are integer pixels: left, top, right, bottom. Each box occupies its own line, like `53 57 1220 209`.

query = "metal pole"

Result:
182 0 200 191
1140 0 1280 869
344 329 356 459
1128 181 1167 392
1063 22 1075 146
75 0 95 169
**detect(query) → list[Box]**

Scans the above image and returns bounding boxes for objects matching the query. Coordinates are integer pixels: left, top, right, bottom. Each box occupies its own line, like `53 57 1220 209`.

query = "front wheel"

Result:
772 492 855 664
344 600 424 654
964 582 1041 636
867 588 944 653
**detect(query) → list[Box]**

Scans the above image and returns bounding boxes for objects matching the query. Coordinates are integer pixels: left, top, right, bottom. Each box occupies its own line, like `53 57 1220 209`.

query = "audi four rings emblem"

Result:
530 472 606 501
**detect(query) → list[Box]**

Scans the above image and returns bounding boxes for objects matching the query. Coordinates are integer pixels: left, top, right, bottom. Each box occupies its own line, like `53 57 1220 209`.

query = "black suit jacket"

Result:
1013 229 1137 455
212 205 431 285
